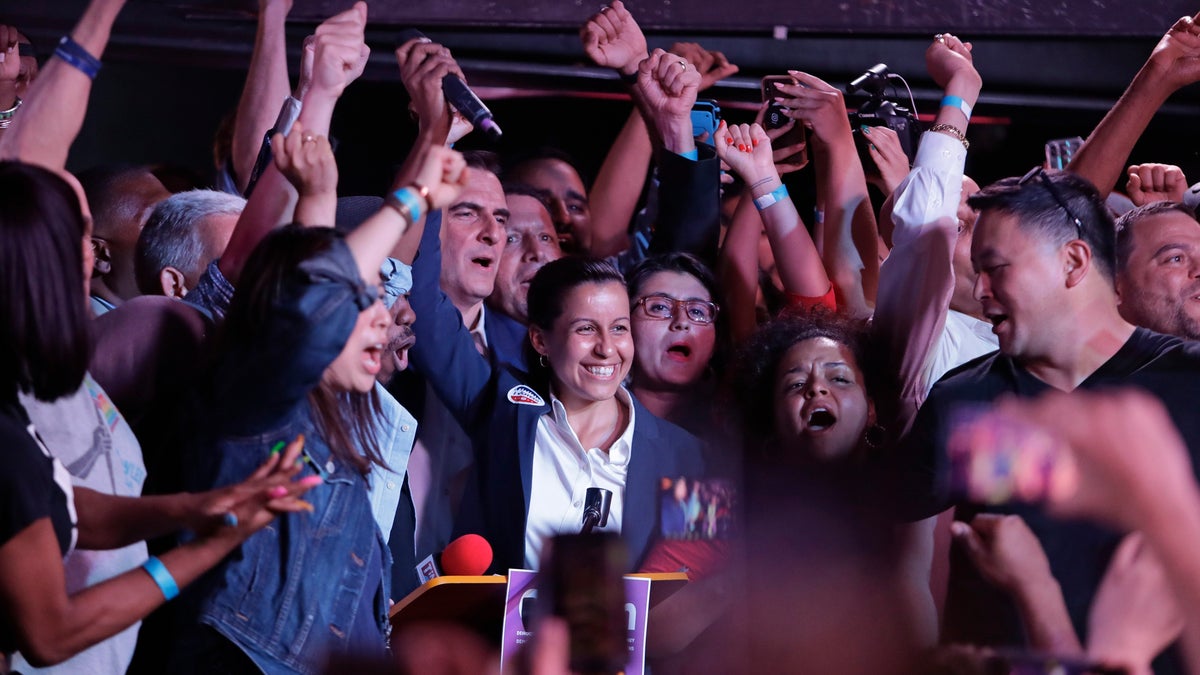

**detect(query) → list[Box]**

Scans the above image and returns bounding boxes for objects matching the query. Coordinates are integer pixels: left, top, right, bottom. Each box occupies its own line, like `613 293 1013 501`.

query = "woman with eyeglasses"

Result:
626 253 725 439
406 201 705 571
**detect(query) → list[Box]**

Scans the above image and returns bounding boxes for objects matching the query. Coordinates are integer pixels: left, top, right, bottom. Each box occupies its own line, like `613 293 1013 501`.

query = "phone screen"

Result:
539 534 629 675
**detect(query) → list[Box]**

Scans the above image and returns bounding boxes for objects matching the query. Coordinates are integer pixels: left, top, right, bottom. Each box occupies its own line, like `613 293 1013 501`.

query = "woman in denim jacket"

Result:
175 146 467 674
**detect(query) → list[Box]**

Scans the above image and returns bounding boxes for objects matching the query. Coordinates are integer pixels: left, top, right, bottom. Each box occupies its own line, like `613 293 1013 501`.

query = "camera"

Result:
845 63 922 175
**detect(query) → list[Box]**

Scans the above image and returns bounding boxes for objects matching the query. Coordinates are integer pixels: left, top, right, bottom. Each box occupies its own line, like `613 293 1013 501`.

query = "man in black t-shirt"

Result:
896 168 1200 669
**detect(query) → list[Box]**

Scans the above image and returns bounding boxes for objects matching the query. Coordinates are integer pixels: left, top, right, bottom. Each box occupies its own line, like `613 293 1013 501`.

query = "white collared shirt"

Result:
524 387 636 569
925 309 998 393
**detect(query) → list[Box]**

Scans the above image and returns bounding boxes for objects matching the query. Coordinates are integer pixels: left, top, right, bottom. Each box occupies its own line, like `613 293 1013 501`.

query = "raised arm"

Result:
217 1 369 285
715 121 829 302
874 32 980 433
1067 12 1200 197
271 122 338 226
774 71 877 317
0 0 126 169
230 0 294 194
390 36 471 262
632 49 723 265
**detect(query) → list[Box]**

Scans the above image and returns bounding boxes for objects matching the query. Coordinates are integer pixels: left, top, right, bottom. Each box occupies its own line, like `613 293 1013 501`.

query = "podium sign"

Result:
499 569 651 674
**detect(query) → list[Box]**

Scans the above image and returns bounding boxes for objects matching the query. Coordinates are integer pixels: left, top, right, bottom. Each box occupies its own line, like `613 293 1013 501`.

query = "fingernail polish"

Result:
726 137 734 144
752 139 759 147
861 125 871 134
299 475 324 487
269 486 289 499
738 144 747 152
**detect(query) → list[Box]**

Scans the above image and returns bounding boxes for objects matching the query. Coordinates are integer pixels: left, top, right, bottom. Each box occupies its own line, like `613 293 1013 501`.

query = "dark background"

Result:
4 0 1200 194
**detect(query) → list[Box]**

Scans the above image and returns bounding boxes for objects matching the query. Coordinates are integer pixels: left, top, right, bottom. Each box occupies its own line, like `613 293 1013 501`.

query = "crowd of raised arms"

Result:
6 1 1200 673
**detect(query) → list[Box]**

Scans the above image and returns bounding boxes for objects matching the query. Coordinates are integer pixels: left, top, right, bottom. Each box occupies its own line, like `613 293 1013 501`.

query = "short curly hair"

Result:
729 311 874 456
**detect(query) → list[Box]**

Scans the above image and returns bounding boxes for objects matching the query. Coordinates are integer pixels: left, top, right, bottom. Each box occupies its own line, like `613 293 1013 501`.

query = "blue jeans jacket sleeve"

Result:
407 210 496 429
211 238 377 437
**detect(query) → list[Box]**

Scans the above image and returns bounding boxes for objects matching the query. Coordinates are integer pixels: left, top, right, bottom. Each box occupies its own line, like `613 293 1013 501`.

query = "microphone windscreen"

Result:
441 534 493 575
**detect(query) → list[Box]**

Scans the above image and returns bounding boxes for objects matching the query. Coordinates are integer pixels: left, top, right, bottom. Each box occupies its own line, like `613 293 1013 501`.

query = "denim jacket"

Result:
180 239 392 675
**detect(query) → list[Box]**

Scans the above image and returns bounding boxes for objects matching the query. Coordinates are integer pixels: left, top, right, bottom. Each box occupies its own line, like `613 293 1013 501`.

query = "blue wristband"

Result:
753 184 790 211
53 36 102 80
940 95 972 121
142 556 179 601
677 148 699 161
389 187 424 223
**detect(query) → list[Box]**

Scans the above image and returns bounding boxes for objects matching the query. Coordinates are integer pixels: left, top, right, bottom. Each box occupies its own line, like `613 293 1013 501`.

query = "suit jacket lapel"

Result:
623 398 659 569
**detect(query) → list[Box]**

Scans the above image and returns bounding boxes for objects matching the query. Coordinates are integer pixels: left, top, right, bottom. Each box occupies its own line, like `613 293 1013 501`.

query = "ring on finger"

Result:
678 59 688 69
302 133 317 144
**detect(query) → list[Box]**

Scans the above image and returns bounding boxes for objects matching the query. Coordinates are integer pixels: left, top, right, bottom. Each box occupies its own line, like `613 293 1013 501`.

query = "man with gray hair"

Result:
135 189 246 298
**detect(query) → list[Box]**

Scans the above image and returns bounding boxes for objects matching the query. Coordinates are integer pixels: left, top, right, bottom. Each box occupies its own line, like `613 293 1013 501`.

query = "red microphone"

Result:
415 534 493 583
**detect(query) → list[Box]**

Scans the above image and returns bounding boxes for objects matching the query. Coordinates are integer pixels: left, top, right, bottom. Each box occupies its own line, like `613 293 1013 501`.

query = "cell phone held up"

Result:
538 533 629 675
690 99 721 144
760 75 808 166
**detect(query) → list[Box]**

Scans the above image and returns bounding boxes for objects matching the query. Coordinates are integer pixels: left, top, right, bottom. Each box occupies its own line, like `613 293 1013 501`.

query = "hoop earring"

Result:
539 354 548 368
863 423 886 449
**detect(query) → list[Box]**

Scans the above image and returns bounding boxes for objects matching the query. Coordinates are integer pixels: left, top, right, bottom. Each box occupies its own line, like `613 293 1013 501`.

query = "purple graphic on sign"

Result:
498 570 654 675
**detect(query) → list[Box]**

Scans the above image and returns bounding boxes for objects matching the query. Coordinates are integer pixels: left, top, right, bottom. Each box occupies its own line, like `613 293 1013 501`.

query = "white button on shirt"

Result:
524 387 636 569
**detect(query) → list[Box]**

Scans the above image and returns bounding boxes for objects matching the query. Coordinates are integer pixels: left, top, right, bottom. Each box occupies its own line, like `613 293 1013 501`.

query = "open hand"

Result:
773 71 852 146
192 435 322 539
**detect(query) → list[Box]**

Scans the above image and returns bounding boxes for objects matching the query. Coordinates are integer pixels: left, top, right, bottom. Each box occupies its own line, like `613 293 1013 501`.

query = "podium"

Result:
389 572 689 641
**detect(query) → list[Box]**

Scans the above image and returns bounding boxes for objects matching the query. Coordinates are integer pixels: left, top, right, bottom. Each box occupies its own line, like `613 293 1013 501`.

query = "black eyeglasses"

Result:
634 294 719 325
1019 166 1085 240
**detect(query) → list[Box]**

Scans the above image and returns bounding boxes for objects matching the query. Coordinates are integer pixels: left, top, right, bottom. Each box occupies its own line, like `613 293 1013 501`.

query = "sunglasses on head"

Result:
1018 166 1085 240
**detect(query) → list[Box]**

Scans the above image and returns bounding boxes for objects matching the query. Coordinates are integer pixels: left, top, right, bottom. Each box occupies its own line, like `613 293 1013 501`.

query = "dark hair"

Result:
967 170 1117 283
626 252 728 371
505 146 592 187
77 164 158 239
222 225 385 474
1114 200 1199 274
524 257 626 381
136 190 246 294
502 182 554 214
730 312 873 456
462 150 503 177
0 162 92 401
627 252 721 306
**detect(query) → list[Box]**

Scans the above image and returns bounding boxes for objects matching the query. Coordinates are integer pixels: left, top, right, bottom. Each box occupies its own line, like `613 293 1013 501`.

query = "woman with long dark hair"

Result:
0 161 317 668
172 145 468 672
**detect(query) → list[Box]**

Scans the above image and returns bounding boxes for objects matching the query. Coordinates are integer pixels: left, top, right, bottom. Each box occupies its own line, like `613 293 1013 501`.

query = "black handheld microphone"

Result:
580 487 613 535
399 29 502 140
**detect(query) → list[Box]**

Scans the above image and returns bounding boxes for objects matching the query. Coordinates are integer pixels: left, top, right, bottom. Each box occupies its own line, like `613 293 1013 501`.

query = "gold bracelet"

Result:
929 123 969 150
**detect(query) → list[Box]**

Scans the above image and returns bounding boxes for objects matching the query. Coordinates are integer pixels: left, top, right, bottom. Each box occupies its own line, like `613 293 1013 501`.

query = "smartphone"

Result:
538 533 629 675
691 99 721 143
760 75 808 166
944 405 1078 505
1045 137 1084 170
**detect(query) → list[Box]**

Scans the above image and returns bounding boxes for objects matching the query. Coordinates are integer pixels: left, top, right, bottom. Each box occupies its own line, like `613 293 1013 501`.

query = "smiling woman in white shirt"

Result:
407 216 705 572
